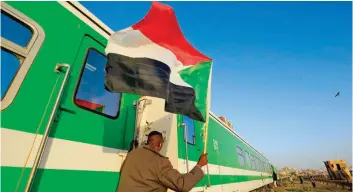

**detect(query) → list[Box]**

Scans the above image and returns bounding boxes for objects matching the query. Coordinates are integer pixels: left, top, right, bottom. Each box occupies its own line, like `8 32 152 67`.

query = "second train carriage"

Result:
1 1 277 191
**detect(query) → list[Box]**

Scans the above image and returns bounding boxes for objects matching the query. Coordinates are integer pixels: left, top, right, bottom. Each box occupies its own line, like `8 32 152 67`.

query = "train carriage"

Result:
1 1 276 192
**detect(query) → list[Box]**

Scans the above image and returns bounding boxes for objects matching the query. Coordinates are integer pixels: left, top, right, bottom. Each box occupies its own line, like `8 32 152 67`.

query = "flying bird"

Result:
335 92 340 97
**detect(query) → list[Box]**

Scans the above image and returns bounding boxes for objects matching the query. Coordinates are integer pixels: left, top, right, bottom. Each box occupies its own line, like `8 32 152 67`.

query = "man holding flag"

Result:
104 1 213 191
117 131 208 192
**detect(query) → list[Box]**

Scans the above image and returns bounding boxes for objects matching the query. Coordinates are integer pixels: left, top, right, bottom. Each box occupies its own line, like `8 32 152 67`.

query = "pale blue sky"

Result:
81 1 352 170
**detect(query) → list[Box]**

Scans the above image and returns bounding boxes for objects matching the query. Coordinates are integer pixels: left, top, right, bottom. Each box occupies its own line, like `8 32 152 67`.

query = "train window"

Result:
182 116 196 145
256 158 261 171
75 49 121 118
249 155 253 168
1 48 21 99
259 160 262 171
1 12 33 47
251 154 257 170
1 3 45 110
236 146 245 167
259 160 264 171
259 161 262 171
244 151 251 169
254 157 259 170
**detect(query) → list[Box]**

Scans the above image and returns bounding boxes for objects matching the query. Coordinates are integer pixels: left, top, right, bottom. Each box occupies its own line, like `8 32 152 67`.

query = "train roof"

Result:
59 1 113 38
63 1 269 162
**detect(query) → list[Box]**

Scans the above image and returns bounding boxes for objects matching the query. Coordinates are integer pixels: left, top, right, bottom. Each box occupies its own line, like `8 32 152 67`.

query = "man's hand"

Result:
196 153 208 167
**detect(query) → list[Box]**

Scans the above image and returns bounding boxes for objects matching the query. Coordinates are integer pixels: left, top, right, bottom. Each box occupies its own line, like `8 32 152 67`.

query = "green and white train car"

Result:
1 1 277 192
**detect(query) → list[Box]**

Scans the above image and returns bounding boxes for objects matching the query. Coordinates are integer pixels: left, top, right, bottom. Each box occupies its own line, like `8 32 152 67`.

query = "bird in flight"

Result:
335 92 340 97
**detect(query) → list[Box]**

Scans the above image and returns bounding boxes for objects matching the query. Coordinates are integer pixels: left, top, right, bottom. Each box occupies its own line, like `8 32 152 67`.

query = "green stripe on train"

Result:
2 166 271 191
1 167 120 192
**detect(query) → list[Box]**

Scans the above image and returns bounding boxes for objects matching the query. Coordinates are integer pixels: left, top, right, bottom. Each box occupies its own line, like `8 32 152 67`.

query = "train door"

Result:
177 115 208 188
24 35 138 192
178 115 196 173
271 165 277 186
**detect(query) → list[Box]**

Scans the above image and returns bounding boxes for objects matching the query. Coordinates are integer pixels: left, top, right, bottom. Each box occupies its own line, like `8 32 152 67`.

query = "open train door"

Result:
271 165 277 187
177 115 211 190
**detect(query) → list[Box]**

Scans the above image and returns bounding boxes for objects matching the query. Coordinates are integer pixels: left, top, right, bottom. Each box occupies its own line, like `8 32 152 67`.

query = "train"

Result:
1 1 278 191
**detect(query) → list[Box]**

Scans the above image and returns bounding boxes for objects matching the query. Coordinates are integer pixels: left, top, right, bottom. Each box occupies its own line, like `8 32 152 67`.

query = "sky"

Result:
80 1 352 170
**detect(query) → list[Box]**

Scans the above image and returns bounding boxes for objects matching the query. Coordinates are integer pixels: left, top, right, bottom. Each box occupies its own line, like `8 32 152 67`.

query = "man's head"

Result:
146 131 164 152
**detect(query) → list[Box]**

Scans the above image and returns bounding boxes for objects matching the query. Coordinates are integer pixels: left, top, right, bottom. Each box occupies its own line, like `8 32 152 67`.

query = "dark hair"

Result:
148 131 162 137
147 131 163 144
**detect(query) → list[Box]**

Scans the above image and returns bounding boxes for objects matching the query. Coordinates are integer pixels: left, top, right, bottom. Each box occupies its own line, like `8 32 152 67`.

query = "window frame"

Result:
182 115 196 145
251 154 257 170
236 146 246 168
259 159 264 172
244 150 251 169
73 47 122 119
256 157 261 171
259 159 263 171
1 2 45 110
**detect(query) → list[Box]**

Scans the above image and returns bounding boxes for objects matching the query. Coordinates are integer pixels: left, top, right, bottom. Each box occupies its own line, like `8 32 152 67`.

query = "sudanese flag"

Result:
104 2 212 122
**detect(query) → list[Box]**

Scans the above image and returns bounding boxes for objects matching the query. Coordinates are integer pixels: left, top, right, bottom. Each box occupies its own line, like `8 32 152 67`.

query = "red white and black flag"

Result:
104 2 212 122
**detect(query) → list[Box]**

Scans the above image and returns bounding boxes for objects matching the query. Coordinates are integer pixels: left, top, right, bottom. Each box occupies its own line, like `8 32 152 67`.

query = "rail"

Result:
24 64 71 191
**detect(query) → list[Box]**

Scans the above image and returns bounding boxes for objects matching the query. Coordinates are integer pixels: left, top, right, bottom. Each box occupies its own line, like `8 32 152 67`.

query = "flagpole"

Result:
203 65 212 187
203 122 209 153
203 118 211 187
203 64 212 153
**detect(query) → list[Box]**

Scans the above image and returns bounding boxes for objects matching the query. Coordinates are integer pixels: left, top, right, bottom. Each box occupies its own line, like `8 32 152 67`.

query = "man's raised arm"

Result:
157 153 208 192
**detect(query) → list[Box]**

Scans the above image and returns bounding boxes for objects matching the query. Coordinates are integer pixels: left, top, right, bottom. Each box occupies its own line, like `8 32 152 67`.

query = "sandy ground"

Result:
272 180 351 192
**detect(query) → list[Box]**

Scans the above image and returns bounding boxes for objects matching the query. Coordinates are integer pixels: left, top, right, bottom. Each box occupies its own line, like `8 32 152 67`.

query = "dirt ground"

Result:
272 179 351 192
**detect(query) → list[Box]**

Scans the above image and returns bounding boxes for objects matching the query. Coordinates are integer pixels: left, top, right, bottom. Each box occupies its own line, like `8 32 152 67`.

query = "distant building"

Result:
279 166 298 177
